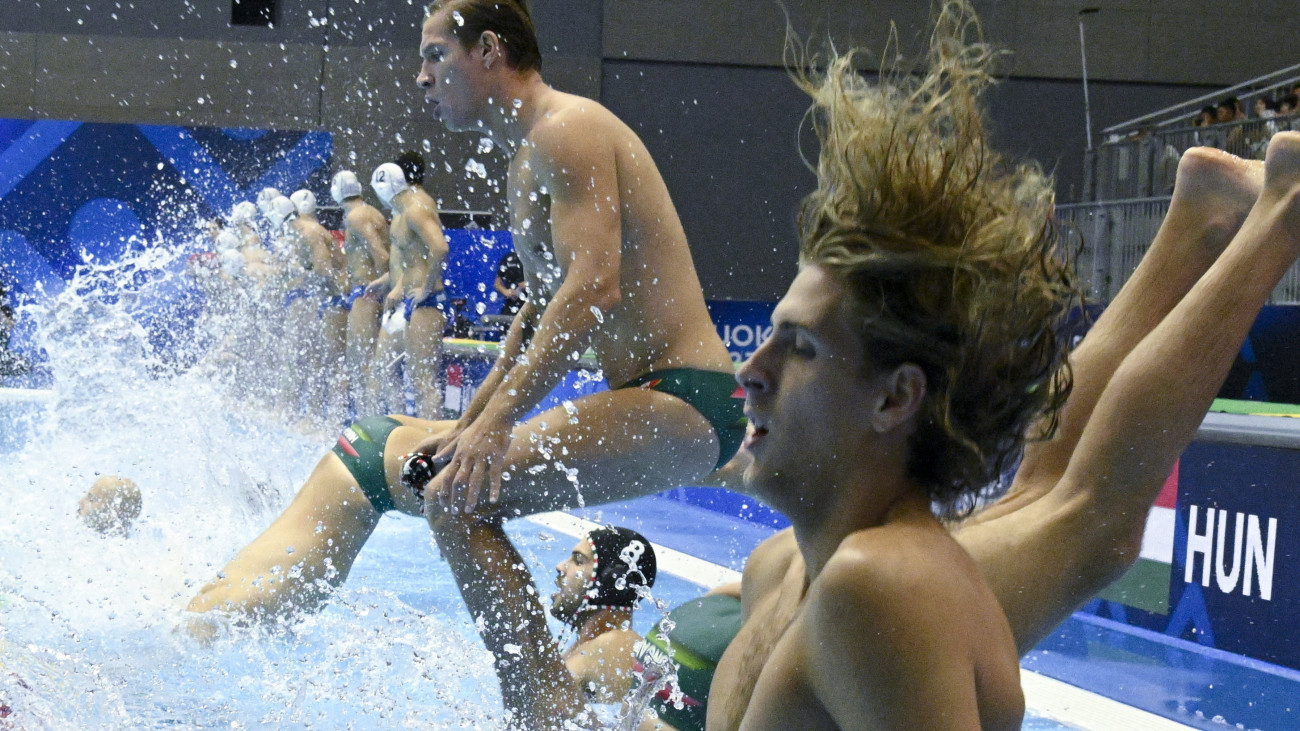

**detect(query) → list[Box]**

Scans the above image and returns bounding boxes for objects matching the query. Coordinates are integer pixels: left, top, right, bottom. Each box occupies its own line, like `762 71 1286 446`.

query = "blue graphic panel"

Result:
0 116 333 301
442 228 513 318
1172 441 1300 670
1218 305 1300 404
706 299 775 363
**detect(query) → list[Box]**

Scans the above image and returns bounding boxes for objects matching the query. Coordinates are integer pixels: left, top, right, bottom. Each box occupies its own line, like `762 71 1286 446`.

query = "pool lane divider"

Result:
526 510 1199 731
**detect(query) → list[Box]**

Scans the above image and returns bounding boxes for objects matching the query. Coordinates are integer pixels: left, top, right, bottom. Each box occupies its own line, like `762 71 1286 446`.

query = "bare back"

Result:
295 216 347 296
509 90 732 387
342 203 390 286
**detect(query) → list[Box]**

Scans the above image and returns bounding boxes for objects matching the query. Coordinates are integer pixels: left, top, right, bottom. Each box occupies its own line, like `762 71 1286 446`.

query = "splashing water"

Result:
0 242 507 728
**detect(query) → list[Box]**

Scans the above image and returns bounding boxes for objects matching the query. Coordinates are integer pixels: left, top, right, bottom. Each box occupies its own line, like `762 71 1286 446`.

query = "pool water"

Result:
0 260 1090 729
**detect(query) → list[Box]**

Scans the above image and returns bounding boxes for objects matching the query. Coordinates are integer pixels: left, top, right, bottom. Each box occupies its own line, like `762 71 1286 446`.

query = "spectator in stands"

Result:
1254 96 1279 120
1194 105 1225 148
1217 96 1245 122
1280 94 1297 118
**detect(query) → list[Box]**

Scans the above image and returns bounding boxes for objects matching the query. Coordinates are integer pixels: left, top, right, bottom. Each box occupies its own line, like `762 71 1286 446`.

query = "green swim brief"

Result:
635 593 743 731
331 415 403 513
619 368 746 470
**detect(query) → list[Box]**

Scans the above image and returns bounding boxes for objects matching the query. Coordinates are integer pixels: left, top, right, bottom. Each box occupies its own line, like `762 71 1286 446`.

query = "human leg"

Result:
977 147 1264 522
406 305 446 418
346 296 383 415
422 389 719 724
319 305 349 427
959 133 1300 654
185 416 451 625
368 322 407 416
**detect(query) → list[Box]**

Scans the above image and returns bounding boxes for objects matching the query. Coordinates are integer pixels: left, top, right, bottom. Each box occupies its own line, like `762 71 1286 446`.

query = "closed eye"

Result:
791 333 816 358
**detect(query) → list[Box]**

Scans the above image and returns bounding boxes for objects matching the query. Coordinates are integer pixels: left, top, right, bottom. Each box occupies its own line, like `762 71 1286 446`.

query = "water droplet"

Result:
452 10 465 26
229 59 238 68
590 306 604 324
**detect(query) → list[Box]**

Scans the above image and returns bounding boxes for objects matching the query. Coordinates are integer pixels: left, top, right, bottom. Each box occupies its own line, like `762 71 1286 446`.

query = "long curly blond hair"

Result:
794 1 1078 518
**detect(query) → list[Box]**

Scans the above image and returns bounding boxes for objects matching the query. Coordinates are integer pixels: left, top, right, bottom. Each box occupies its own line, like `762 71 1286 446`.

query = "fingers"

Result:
462 458 488 514
488 461 504 506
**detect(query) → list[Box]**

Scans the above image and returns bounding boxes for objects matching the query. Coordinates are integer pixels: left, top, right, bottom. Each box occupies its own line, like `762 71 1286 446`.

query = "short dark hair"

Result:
425 0 542 73
395 150 426 186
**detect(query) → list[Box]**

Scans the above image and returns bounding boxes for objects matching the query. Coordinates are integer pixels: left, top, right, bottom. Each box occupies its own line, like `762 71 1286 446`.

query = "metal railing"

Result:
1056 197 1300 304
1087 118 1299 201
1104 63 1300 136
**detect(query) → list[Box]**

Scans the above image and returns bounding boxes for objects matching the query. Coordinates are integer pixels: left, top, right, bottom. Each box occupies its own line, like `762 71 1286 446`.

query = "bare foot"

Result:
1168 147 1264 258
1260 132 1300 232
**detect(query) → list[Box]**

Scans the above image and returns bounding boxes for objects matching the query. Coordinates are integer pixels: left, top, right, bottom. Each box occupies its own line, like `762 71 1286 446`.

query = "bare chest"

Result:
710 579 818 731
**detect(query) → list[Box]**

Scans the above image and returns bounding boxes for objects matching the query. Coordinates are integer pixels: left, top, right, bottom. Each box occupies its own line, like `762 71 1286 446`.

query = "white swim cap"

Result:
370 163 409 207
257 187 281 216
266 195 297 229
215 229 242 252
290 189 317 217
229 201 258 225
330 170 363 204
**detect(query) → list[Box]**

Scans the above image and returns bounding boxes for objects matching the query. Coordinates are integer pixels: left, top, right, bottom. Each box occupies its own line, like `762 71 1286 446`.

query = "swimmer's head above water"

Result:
369 163 409 209
781 5 1079 517
551 527 657 625
330 170 363 204
290 189 317 217
78 475 142 537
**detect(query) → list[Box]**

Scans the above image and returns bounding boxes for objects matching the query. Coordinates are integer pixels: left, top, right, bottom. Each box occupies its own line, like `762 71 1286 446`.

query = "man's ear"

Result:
869 363 926 433
479 30 501 68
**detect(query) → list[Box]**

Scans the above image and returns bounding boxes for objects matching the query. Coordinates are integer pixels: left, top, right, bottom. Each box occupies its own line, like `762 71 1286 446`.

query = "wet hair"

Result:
791 0 1078 519
425 0 542 73
395 150 427 186
583 526 657 609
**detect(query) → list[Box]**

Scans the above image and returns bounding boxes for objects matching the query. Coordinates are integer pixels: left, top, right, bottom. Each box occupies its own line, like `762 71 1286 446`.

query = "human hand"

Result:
425 416 512 514
364 277 390 301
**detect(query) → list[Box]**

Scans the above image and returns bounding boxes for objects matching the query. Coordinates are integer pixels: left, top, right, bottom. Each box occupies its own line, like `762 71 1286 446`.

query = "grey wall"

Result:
0 0 1292 299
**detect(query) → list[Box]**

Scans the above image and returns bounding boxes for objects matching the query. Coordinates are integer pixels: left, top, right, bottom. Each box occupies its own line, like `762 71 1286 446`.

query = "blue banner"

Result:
706 299 775 364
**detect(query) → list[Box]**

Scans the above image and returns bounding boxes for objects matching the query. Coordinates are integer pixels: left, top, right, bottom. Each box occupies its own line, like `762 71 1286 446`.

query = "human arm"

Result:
356 209 391 273
429 117 623 510
364 272 391 301
407 202 450 298
494 273 518 299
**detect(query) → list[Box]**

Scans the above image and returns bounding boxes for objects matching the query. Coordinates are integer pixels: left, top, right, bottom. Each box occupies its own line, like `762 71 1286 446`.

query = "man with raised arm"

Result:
711 12 1300 731
368 159 450 417
331 170 392 417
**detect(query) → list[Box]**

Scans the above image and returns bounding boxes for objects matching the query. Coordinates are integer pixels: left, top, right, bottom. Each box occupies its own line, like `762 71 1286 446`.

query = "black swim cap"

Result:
584 526 657 609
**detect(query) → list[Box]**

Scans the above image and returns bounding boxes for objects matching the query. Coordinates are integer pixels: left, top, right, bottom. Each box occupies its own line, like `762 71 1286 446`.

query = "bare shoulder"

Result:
803 527 1024 730
810 524 986 637
577 627 640 658
740 528 798 617
528 93 625 164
